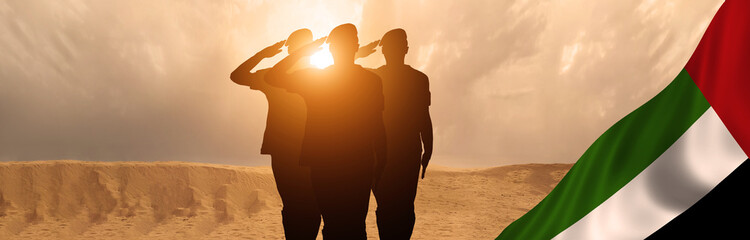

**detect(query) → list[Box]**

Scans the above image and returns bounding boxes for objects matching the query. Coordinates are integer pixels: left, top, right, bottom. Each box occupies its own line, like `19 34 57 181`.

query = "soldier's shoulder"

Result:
406 66 427 79
358 65 381 80
405 66 428 87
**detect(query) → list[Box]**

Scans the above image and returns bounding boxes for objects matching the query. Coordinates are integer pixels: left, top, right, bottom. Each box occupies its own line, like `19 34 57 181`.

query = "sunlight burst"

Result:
310 44 334 69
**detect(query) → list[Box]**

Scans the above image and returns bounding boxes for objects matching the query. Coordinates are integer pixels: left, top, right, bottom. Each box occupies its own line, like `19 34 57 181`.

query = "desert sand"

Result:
0 160 570 239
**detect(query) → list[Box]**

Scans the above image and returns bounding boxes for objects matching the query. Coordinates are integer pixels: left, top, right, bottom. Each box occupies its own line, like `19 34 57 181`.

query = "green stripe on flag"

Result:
496 69 710 240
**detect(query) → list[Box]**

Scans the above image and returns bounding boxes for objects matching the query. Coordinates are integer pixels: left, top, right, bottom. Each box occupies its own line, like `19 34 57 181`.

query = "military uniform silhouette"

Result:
230 29 320 240
267 24 387 240
371 28 433 240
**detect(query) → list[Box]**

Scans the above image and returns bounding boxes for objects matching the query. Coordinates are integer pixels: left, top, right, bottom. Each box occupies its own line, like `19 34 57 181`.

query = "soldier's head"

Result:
380 28 408 65
327 23 359 65
286 28 313 54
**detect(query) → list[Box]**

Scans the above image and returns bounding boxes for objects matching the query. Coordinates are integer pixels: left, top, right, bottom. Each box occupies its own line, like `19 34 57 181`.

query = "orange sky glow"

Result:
0 0 723 167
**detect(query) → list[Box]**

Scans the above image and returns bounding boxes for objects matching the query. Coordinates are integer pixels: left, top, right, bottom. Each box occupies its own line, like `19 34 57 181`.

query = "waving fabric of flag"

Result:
496 1 750 239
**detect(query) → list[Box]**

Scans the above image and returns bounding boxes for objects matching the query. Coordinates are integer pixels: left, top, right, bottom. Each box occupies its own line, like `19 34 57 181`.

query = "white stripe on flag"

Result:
553 107 746 240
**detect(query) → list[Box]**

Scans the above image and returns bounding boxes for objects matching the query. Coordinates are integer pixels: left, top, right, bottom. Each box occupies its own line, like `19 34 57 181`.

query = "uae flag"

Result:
497 1 750 239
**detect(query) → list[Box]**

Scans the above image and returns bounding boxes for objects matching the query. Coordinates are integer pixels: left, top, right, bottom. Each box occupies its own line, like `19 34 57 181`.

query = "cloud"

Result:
358 0 721 166
0 0 273 164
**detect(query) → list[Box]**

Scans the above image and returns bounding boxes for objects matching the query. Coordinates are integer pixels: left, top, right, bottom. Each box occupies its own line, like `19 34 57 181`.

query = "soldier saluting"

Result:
266 24 387 239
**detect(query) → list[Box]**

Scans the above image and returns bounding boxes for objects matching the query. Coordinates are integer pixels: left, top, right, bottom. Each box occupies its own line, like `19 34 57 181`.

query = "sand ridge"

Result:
0 160 571 239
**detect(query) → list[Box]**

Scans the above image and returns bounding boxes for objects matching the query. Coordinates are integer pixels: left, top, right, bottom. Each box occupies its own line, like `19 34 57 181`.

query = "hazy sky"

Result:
0 0 722 167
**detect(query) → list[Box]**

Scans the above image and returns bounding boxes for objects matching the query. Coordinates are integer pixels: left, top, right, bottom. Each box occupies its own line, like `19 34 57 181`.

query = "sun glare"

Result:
310 44 334 69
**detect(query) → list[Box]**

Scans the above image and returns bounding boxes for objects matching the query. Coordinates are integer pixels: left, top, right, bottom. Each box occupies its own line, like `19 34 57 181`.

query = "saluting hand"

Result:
296 37 327 57
258 40 286 58
355 40 380 59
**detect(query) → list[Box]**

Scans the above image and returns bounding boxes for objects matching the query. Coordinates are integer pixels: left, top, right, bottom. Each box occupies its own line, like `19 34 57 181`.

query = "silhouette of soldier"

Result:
229 29 320 240
370 28 434 240
266 23 387 240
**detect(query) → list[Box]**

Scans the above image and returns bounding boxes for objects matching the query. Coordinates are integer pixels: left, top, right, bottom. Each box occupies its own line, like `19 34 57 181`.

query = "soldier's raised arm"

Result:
266 37 325 89
229 40 285 88
355 40 380 59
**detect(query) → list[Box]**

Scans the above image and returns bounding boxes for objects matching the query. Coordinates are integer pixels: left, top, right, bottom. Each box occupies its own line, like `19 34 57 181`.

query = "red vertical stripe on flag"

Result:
685 0 750 157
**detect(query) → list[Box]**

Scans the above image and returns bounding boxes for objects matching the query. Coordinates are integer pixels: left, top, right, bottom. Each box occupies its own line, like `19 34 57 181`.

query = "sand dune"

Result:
0 160 570 239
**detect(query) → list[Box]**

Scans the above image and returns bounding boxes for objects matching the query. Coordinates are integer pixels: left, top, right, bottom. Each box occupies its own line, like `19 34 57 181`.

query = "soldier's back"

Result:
294 65 384 166
374 65 430 153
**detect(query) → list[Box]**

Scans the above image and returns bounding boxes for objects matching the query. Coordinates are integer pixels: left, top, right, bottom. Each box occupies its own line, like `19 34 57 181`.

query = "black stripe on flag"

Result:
647 158 749 239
